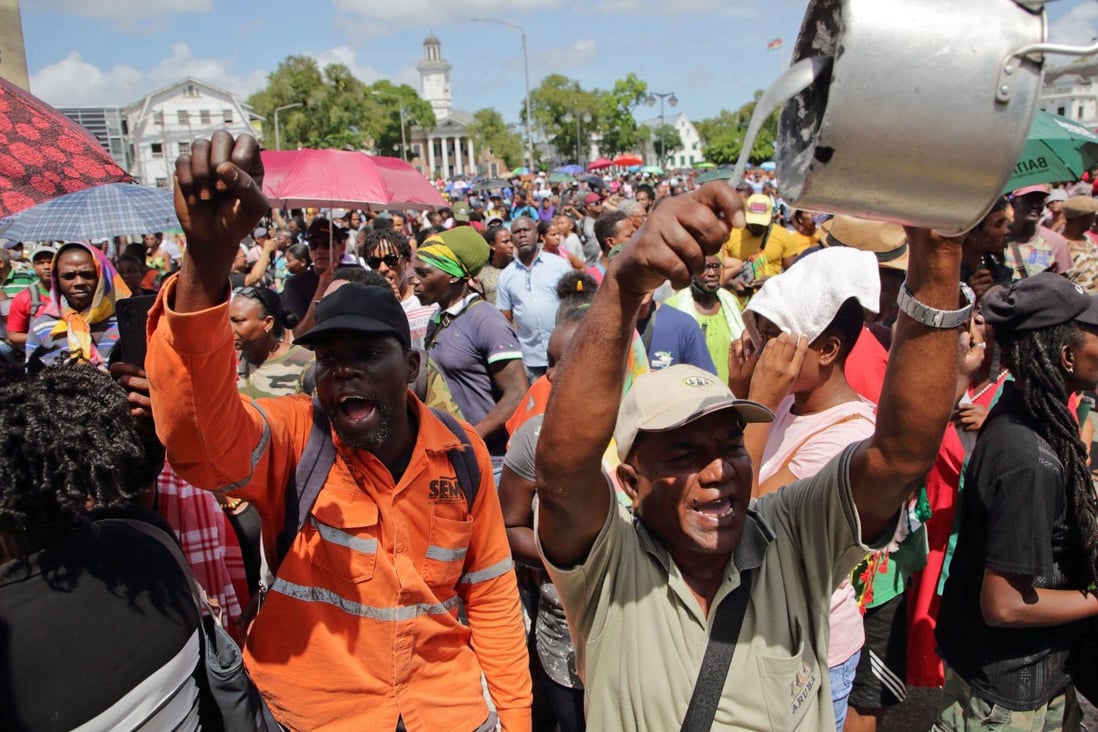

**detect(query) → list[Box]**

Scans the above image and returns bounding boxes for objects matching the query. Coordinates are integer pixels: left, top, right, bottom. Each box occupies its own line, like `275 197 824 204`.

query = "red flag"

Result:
767 38 783 51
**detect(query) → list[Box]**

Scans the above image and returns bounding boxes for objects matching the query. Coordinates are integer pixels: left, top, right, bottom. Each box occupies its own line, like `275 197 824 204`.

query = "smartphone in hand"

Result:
115 295 156 369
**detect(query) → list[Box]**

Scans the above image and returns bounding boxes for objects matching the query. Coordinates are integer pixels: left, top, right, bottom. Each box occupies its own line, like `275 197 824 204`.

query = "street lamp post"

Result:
562 111 591 165
645 91 677 168
273 102 303 151
471 17 533 173
399 107 408 162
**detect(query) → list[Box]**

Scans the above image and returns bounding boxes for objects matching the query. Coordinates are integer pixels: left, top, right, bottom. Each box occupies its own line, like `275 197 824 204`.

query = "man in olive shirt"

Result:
534 183 966 730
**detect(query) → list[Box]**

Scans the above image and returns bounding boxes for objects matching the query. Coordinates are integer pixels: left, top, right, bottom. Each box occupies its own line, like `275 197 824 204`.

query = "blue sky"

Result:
21 0 1098 126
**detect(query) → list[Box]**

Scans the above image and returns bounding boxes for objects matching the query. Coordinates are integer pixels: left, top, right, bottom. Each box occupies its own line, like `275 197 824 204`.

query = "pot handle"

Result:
997 40 1098 103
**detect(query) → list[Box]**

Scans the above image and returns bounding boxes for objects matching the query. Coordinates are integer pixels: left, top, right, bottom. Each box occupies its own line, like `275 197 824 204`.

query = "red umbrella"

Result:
264 149 443 210
0 76 132 220
588 158 613 171
368 156 447 210
613 154 644 167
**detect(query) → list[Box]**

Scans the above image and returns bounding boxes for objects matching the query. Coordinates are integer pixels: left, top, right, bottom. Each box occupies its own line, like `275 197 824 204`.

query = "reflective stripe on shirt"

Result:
459 557 513 585
271 578 461 621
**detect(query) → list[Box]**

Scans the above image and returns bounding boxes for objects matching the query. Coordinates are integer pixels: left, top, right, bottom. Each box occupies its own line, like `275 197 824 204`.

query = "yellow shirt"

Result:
790 229 821 257
722 226 800 278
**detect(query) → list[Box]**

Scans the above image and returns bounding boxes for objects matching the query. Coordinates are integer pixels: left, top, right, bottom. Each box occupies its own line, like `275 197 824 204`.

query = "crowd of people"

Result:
3 126 1098 731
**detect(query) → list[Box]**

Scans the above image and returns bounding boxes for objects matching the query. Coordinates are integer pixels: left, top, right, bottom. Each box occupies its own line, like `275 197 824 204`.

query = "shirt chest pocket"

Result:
755 625 821 730
305 499 380 584
423 514 473 590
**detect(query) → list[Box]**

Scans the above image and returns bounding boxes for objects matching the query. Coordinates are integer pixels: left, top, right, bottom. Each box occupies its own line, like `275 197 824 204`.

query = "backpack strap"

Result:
430 407 482 512
680 568 753 732
274 403 482 571
275 397 336 569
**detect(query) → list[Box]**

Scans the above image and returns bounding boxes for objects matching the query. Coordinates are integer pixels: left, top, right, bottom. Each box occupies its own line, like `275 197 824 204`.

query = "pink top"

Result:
759 394 876 667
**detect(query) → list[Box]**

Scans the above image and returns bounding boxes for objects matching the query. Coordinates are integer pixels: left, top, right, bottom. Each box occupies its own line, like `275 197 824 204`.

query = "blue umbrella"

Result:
0 182 178 241
554 164 584 175
759 161 776 171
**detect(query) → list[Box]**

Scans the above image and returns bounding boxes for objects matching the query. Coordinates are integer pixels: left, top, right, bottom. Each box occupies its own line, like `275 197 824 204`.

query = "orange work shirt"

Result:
146 276 531 732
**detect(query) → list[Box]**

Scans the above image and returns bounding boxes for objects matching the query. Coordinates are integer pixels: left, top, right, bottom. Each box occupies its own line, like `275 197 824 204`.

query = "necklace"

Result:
970 371 1006 402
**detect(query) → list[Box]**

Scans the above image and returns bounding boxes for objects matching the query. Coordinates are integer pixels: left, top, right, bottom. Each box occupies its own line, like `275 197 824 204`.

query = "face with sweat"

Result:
621 410 753 559
312 332 419 451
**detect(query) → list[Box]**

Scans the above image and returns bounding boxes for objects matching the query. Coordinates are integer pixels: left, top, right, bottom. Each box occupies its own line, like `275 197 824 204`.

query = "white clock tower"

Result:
417 34 452 120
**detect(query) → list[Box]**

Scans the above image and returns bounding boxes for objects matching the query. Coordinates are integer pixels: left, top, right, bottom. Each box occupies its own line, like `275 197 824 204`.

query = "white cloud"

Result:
29 44 416 108
1048 3 1098 47
333 0 563 26
30 44 267 107
540 39 598 69
311 46 387 84
38 0 211 22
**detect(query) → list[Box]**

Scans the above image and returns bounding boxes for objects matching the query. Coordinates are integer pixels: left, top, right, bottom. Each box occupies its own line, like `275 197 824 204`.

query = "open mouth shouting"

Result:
691 495 737 526
339 394 377 424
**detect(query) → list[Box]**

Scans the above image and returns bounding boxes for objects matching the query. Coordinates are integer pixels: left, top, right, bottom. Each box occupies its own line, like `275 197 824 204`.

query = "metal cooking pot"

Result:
775 0 1089 234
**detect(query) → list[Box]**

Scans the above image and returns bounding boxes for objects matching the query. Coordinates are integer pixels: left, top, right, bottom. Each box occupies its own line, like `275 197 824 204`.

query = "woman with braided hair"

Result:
935 272 1098 730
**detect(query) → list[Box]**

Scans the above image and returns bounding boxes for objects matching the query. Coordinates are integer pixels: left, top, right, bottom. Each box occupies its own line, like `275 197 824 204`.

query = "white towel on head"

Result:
745 247 881 342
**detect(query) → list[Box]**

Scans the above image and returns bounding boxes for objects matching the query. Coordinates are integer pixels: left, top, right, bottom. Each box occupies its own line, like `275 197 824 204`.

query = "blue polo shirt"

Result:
496 251 573 368
640 305 717 374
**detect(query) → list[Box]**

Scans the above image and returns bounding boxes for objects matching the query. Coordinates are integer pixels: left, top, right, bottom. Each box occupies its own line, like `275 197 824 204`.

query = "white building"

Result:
1039 60 1098 130
638 113 705 169
123 77 263 188
408 35 507 179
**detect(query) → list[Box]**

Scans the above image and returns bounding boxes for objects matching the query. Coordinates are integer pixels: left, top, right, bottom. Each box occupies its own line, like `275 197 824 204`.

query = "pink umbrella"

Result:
367 155 447 210
264 149 444 210
588 158 613 171
264 149 390 208
259 149 303 201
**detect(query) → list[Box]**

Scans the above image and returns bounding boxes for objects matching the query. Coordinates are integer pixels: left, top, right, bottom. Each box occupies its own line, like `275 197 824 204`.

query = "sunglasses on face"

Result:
367 254 401 269
703 262 722 271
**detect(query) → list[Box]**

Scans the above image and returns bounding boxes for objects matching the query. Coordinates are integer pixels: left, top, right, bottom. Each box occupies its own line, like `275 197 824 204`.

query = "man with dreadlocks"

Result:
935 272 1098 730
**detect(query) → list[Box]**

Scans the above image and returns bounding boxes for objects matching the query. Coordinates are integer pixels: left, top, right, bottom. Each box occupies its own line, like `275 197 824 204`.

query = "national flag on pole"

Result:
767 38 783 51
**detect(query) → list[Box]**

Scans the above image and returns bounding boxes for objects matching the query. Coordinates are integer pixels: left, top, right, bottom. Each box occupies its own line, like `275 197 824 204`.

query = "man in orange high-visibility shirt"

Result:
146 131 531 732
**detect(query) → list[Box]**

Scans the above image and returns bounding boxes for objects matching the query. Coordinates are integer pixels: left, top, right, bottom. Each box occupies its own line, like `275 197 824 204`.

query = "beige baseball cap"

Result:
614 365 773 462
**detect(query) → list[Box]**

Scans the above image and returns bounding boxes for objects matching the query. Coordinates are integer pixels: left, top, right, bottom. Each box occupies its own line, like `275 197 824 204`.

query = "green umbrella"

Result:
693 162 716 170
696 167 734 184
641 165 663 176
1005 111 1098 192
548 172 574 184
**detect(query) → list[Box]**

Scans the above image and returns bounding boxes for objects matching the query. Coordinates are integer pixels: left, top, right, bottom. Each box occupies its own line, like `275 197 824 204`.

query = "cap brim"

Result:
294 315 402 348
744 214 771 226
1076 297 1098 328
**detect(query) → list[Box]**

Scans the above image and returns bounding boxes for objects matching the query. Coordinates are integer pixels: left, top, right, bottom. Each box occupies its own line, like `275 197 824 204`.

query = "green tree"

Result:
365 79 435 158
468 108 524 169
596 73 649 157
695 90 779 165
523 74 598 164
649 123 683 166
247 56 435 153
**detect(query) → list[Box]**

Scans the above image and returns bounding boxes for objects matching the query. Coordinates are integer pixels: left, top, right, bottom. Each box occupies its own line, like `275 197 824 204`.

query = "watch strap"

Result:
896 281 973 329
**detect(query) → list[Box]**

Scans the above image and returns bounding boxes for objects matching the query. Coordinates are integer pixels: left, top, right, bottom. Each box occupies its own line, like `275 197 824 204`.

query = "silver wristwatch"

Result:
896 281 974 329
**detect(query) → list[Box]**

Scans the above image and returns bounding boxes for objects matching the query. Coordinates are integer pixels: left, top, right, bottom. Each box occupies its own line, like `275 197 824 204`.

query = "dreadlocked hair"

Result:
0 363 144 532
1000 322 1098 587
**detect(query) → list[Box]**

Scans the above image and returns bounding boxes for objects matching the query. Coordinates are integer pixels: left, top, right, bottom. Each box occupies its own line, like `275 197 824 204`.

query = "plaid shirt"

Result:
156 464 247 642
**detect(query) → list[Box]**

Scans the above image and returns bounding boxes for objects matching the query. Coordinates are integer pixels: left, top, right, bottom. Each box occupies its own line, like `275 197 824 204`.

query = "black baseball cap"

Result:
294 283 411 350
983 272 1098 333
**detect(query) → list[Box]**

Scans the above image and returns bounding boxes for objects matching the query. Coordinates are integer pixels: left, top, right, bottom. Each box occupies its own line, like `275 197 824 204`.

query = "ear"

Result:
616 463 641 511
404 348 422 385
1061 342 1076 375
816 334 843 367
